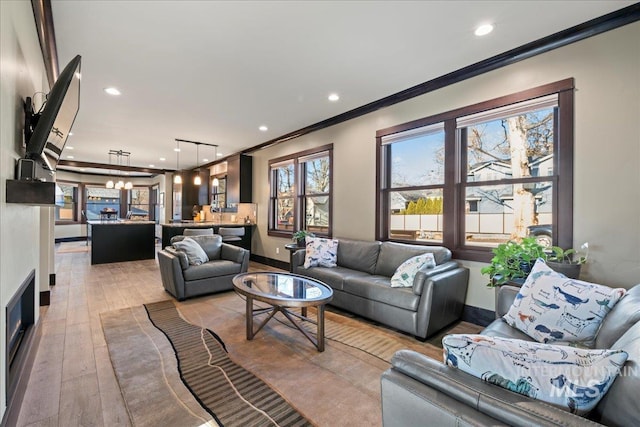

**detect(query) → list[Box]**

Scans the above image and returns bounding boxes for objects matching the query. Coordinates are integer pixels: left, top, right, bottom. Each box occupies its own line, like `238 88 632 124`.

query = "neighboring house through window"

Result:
55 182 78 222
268 144 333 237
376 79 574 262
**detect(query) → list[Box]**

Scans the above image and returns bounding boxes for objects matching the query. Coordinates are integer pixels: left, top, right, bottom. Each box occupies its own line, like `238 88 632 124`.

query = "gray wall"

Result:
0 0 49 418
250 21 640 311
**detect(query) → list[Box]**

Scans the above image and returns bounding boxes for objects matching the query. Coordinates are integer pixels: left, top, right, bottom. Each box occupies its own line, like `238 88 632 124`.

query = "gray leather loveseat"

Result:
158 234 250 301
292 238 469 340
380 284 640 426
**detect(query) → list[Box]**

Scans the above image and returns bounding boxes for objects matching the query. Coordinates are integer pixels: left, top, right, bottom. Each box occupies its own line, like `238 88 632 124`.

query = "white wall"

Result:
251 22 640 311
0 0 48 419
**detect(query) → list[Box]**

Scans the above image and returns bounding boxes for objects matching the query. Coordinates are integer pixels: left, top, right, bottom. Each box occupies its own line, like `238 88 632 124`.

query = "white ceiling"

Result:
50 0 634 173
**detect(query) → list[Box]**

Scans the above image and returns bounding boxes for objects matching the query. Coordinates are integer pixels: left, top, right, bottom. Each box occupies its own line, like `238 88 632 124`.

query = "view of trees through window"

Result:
55 183 77 221
378 80 573 259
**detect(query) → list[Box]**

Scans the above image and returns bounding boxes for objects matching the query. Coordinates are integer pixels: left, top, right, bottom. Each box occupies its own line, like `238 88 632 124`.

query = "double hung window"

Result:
377 79 574 261
268 145 333 237
55 182 78 222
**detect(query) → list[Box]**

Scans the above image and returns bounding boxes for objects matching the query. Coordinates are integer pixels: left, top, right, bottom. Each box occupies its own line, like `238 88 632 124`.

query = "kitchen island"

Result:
88 220 156 265
161 222 254 251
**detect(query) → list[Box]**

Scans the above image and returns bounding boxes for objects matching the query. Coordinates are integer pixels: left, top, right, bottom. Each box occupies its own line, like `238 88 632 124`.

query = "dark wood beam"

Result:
31 0 58 87
57 159 171 175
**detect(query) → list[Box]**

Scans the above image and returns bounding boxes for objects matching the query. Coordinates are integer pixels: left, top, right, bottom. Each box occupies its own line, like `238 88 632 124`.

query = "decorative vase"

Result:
546 261 581 279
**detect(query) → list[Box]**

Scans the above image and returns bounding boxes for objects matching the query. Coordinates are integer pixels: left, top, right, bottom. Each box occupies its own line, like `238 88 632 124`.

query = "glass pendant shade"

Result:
194 174 202 185
212 177 219 187
124 181 133 190
115 180 124 190
106 180 114 189
174 174 182 184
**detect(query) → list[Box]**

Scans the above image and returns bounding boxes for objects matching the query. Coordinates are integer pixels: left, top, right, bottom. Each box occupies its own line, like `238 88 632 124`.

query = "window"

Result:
268 145 333 237
85 187 121 220
377 79 574 261
128 187 150 220
55 182 78 222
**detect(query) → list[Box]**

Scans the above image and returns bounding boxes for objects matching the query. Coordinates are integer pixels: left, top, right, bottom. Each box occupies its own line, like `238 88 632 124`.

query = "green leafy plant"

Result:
546 242 589 265
480 237 548 287
292 230 314 245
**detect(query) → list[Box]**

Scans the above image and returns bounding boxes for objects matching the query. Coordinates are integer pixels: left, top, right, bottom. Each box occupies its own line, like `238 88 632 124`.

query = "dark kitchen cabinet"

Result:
226 154 252 207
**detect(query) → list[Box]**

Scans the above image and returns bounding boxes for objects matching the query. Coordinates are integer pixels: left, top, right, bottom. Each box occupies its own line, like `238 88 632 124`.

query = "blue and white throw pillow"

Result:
443 334 628 415
303 237 339 268
390 253 436 288
503 259 626 346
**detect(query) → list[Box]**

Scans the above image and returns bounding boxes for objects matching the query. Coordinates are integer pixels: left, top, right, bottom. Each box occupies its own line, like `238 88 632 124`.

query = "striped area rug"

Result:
144 300 312 427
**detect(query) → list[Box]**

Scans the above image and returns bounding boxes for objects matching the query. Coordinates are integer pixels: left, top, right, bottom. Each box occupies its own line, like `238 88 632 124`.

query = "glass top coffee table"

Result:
232 272 333 351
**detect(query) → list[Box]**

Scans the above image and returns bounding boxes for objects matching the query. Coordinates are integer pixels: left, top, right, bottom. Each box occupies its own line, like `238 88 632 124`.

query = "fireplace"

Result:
5 269 35 405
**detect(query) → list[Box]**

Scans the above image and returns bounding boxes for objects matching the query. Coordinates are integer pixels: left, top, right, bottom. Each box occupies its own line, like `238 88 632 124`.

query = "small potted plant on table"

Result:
545 242 589 279
481 237 547 287
292 230 315 248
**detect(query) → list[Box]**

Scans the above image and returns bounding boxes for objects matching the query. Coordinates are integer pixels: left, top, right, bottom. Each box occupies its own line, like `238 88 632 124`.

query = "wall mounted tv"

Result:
23 54 81 181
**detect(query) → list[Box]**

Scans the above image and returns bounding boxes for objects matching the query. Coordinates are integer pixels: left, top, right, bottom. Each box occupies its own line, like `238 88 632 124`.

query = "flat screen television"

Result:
23 54 81 181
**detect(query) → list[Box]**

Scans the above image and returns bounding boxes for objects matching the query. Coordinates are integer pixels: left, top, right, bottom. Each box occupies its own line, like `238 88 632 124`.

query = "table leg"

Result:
246 295 254 340
317 304 325 352
301 307 307 317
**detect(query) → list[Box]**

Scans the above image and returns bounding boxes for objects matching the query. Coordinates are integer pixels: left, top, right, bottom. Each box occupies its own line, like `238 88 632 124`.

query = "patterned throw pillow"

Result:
173 237 209 266
443 334 628 415
303 237 339 268
390 253 436 288
503 259 626 346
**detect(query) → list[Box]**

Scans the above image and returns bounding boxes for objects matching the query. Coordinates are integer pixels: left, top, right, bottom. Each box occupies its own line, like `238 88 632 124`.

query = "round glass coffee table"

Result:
232 272 333 351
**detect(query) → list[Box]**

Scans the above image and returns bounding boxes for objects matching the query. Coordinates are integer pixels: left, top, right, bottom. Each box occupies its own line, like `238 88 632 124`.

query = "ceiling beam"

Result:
57 159 171 175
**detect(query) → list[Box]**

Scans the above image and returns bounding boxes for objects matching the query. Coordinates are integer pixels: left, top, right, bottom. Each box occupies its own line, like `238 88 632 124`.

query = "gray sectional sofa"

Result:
380 284 640 426
158 234 250 301
292 238 469 340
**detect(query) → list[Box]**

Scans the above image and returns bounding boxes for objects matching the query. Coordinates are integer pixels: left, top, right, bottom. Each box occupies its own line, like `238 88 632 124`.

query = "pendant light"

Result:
194 143 202 186
212 145 219 187
174 139 182 184
106 151 114 188
115 151 124 189
124 153 133 190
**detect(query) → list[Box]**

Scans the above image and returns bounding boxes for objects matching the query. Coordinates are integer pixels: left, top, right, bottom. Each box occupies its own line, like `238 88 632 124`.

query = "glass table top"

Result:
233 272 333 302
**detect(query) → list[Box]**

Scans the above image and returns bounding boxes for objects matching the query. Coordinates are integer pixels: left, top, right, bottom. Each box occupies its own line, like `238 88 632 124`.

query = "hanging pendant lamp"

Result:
174 139 182 184
194 143 202 185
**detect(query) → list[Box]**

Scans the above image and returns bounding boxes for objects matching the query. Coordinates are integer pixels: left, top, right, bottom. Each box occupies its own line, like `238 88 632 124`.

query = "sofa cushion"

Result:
595 284 640 349
503 259 626 346
336 239 381 274
375 242 450 277
300 266 370 291
182 260 242 281
390 253 436 288
594 321 640 425
482 318 537 341
304 237 339 268
443 334 628 415
172 237 209 266
343 275 420 311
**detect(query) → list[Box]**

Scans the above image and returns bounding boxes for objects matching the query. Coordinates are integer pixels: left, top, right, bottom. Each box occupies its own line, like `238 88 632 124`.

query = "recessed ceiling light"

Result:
66 155 74 159
149 164 155 167
104 87 121 96
202 158 209 162
475 23 494 37
66 146 74 150
217 153 223 157
328 93 340 102
259 125 268 132
159 157 166 161
173 148 181 152
68 132 74 136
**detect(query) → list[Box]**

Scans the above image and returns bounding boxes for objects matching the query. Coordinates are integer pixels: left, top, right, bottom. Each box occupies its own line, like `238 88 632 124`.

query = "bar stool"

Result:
183 228 214 236
218 227 244 242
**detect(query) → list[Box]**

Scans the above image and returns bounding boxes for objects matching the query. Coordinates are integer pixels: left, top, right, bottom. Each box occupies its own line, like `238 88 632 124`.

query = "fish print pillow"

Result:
443 334 628 415
503 259 626 346
303 237 339 268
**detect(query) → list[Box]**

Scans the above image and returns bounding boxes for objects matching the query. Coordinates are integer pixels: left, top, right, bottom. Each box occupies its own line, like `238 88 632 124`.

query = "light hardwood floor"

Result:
15 242 281 427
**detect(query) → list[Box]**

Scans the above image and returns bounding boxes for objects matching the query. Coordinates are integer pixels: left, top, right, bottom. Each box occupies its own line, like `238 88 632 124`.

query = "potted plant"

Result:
545 242 589 279
481 237 548 287
292 230 314 247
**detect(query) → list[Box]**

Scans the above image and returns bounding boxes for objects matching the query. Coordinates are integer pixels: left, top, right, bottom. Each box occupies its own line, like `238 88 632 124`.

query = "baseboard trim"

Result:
250 254 289 271
54 236 87 243
461 305 495 327
0 318 42 427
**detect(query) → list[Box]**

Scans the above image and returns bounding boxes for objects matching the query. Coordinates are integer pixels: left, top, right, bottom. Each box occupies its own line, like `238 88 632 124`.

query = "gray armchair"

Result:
158 234 249 301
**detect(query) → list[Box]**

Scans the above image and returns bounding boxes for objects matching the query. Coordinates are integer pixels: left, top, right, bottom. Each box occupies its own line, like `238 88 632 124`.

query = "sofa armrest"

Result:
221 243 250 272
495 285 521 318
413 261 459 295
164 246 188 270
385 350 603 427
157 249 186 300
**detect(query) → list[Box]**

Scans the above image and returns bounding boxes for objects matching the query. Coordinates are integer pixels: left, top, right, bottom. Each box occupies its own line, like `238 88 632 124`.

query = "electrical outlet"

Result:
276 247 280 254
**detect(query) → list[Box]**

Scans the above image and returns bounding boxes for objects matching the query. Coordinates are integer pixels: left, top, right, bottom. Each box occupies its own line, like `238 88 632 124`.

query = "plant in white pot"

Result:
545 242 589 279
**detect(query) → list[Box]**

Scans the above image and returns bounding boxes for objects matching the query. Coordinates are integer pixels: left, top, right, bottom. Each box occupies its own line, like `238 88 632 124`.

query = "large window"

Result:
211 176 227 211
55 182 78 222
268 145 333 237
377 79 574 261
128 187 150 220
85 187 121 220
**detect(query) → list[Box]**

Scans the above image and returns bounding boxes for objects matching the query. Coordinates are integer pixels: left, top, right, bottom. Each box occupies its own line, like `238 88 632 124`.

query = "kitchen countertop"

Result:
161 221 255 227
88 220 155 225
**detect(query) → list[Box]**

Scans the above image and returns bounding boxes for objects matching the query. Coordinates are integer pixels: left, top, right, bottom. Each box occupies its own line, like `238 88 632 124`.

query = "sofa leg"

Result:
414 335 427 342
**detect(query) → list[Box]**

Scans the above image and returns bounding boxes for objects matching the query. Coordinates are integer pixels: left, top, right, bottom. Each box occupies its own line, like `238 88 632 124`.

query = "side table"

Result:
284 243 305 272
